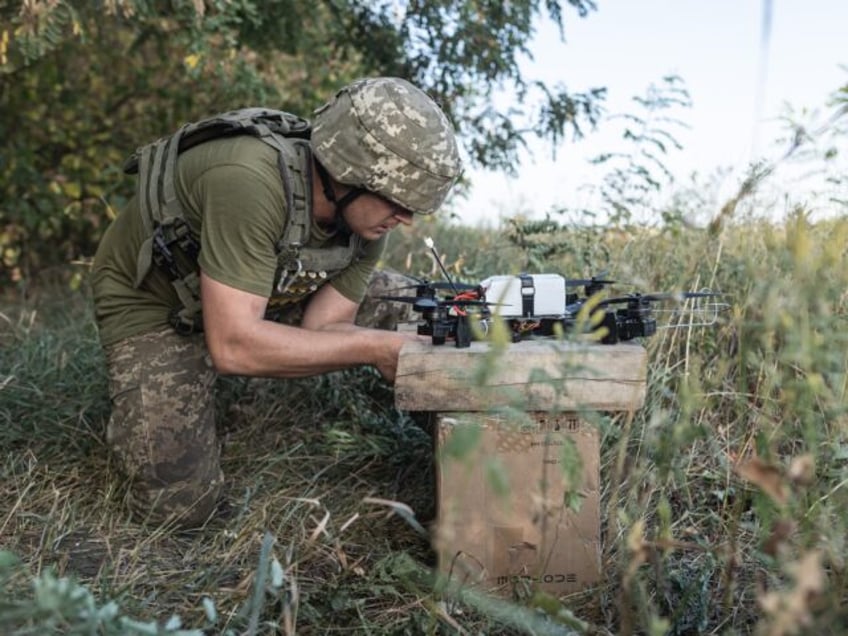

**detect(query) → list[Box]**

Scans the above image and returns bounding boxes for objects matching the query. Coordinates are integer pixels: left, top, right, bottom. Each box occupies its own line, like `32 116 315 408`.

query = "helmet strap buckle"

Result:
313 159 364 233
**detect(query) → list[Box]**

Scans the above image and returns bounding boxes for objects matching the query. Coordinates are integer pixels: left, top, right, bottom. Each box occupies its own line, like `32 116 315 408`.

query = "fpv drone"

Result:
379 239 728 348
378 279 492 346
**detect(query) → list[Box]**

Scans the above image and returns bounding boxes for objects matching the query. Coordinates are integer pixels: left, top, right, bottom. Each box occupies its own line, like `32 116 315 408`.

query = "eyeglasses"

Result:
391 206 414 221
376 194 413 221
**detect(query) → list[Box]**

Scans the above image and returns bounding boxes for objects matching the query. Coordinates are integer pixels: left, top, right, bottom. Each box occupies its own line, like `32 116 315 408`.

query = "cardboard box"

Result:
433 412 600 597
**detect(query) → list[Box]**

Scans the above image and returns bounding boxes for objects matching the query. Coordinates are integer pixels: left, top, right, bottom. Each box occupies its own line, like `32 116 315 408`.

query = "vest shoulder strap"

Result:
272 139 365 276
125 108 311 227
123 108 311 174
124 108 364 333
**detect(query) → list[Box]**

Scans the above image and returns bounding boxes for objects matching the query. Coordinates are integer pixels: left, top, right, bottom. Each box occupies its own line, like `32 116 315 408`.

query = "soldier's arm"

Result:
200 272 410 382
300 281 359 329
303 277 419 333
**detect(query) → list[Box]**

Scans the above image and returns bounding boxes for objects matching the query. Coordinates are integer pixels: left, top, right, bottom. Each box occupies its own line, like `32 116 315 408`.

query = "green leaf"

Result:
0 550 20 571
441 421 481 461
484 456 510 498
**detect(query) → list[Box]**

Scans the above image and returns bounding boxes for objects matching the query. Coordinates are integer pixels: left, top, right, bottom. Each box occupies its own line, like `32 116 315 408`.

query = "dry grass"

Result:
0 287 446 633
3 212 848 634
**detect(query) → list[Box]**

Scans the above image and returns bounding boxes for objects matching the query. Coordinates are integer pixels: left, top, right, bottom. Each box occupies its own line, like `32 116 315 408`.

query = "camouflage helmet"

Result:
311 77 462 215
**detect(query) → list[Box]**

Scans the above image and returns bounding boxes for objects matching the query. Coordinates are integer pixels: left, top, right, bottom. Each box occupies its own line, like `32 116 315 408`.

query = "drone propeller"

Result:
377 295 498 310
386 280 480 294
378 295 437 307
566 278 616 287
599 291 724 306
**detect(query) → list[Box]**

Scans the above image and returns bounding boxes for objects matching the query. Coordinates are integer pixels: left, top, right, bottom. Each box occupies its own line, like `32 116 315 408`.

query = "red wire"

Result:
449 289 481 317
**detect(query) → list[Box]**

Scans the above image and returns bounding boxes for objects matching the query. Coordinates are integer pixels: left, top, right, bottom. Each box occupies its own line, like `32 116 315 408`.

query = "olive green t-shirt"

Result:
92 135 386 346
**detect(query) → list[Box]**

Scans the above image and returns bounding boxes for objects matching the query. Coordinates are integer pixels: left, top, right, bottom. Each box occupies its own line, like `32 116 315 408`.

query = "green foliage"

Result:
604 212 848 633
383 0 605 172
1 0 604 289
382 216 524 281
580 75 692 225
498 214 619 275
0 0 367 288
5 213 848 632
2 7 848 629
440 419 482 461
0 286 109 454
390 211 848 632
771 77 848 210
0 550 203 635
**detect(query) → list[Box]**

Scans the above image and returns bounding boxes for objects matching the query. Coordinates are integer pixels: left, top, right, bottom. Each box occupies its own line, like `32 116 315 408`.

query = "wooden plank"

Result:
394 339 647 412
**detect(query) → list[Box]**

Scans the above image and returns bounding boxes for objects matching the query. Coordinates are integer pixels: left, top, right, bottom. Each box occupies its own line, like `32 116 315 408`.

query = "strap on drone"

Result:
519 273 535 317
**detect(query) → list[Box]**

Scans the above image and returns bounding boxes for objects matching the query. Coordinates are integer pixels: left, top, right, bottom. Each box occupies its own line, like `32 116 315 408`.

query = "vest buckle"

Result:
275 258 303 294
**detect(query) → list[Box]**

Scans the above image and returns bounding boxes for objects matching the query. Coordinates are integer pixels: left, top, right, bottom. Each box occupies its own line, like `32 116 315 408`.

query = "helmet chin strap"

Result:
314 160 365 234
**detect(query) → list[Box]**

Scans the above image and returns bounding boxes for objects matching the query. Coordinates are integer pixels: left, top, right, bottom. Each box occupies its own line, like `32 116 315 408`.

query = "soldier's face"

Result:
344 194 413 240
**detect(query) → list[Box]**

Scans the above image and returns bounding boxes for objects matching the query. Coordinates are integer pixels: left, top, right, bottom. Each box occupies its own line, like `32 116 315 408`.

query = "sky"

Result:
454 0 848 226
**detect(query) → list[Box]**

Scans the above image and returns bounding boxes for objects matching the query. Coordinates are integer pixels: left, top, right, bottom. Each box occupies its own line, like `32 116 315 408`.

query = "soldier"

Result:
91 77 462 528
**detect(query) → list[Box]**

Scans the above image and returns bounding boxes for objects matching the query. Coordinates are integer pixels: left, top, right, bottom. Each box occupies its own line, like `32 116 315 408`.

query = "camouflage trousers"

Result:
103 269 414 528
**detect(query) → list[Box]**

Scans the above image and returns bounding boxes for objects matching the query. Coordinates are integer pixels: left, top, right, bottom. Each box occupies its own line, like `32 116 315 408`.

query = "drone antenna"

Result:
653 289 731 330
424 237 459 295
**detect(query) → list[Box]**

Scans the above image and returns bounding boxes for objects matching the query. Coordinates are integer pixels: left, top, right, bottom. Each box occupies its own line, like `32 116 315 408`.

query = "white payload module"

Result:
480 274 567 318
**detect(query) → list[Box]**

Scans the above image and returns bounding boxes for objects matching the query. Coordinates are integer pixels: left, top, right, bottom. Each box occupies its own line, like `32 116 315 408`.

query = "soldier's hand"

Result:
373 330 427 384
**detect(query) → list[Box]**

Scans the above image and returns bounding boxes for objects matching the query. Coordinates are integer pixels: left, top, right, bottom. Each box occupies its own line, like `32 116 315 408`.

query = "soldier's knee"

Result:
357 268 417 329
103 328 222 528
110 424 224 527
127 468 224 529
115 425 224 528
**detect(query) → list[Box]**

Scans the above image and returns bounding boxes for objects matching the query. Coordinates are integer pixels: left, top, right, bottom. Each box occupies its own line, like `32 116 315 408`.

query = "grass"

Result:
2 209 848 634
0 284 443 633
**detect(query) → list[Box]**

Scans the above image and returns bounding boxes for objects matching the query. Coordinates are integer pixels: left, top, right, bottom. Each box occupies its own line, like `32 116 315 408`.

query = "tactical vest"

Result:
123 108 365 334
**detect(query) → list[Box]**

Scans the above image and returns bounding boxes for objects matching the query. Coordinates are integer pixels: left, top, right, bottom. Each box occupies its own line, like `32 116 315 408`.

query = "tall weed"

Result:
2 213 848 633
